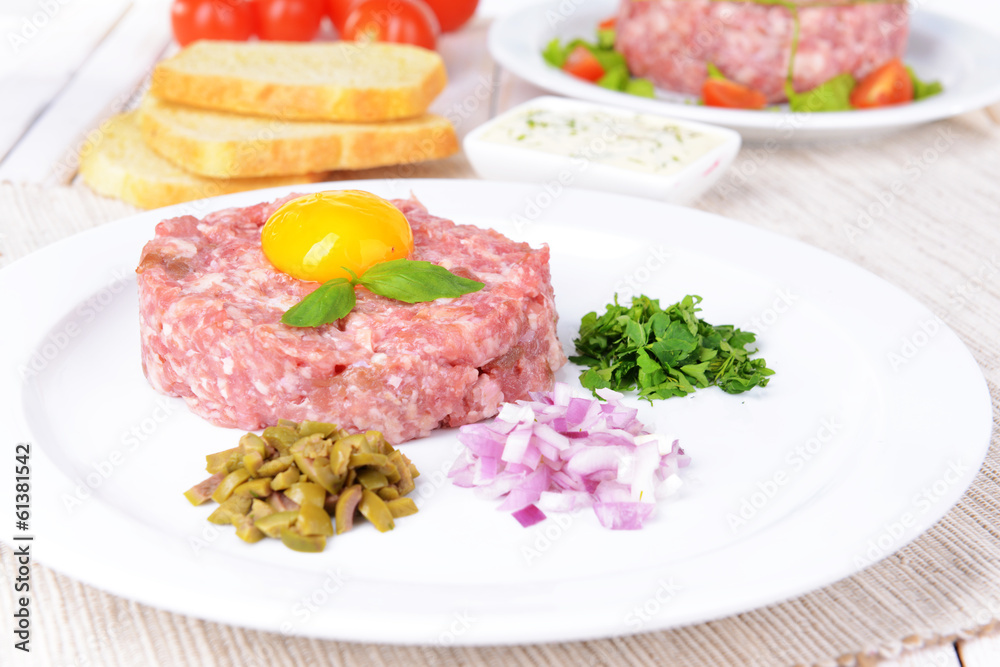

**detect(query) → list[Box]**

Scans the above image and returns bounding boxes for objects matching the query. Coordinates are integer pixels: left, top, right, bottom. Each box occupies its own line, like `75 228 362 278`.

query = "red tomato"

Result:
327 0 356 31
702 78 767 109
598 16 616 30
171 0 256 46
562 45 604 83
256 0 324 40
421 0 478 32
342 0 439 50
850 58 913 109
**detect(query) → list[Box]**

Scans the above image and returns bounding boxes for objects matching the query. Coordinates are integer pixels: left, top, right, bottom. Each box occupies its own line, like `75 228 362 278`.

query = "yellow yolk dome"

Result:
261 190 414 283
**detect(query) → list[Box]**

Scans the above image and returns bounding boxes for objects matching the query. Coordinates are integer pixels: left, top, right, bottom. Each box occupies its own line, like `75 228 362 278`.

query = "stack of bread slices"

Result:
81 40 457 209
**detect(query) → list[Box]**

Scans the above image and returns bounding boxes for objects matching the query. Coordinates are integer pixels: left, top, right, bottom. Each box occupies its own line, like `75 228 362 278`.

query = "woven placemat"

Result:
1 112 999 667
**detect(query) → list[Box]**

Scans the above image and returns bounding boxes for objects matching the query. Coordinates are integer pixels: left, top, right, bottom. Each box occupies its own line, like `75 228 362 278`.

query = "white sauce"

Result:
479 108 726 176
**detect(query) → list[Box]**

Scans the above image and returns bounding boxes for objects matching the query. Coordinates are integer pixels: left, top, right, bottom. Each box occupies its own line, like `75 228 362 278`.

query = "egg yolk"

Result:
261 190 414 283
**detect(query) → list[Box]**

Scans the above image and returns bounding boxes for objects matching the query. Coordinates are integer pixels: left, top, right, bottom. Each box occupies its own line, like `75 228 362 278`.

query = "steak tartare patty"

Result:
137 195 567 443
616 0 909 103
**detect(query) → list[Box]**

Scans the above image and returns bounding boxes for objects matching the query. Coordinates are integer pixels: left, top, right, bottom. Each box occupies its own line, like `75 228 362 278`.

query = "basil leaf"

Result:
706 63 726 81
358 259 484 304
281 278 355 328
597 28 616 50
597 65 630 92
588 46 627 74
907 66 943 101
542 38 569 68
625 77 655 98
788 73 856 112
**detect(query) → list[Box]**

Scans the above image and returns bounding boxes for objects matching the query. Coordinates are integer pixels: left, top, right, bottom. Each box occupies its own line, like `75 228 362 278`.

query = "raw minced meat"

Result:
137 195 567 443
615 0 909 103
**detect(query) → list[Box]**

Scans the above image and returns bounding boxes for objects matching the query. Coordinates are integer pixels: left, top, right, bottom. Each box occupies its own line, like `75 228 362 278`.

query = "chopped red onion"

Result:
450 383 690 530
512 504 547 527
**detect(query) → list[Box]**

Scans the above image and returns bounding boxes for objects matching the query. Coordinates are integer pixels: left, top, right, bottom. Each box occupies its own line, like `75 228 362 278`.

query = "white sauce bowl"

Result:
464 96 742 206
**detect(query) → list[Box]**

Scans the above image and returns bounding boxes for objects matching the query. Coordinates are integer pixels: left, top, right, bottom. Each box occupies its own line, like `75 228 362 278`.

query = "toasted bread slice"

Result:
139 95 458 179
150 40 448 122
79 111 327 209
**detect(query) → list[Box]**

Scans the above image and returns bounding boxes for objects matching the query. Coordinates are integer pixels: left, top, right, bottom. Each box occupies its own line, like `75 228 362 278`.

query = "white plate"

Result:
0 180 990 645
489 0 1000 143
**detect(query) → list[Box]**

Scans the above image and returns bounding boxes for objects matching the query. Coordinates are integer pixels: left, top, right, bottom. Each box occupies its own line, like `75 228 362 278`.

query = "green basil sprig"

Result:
281 259 484 328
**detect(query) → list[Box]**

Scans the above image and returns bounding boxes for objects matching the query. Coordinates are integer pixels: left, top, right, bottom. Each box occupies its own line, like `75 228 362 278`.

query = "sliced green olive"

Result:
295 454 341 494
285 482 326 508
234 515 266 543
208 494 251 525
211 468 251 503
349 452 393 472
258 455 294 478
268 491 299 513
356 468 388 490
184 473 224 506
205 447 241 475
297 421 339 438
255 510 298 538
280 526 326 552
358 490 395 533
239 432 267 457
296 502 334 537
323 492 339 515
261 425 298 454
250 499 274 522
334 433 367 453
386 498 418 518
290 433 329 460
233 477 272 499
395 457 415 496
190 421 419 553
270 465 300 491
242 449 264 476
363 430 392 454
335 485 363 535
329 438 355 477
386 451 408 484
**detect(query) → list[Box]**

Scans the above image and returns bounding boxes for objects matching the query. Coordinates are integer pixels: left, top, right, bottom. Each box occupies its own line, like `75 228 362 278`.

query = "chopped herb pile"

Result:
571 295 774 401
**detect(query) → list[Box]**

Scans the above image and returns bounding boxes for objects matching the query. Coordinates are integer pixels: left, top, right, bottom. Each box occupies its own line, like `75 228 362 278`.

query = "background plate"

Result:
0 180 991 645
488 0 1000 143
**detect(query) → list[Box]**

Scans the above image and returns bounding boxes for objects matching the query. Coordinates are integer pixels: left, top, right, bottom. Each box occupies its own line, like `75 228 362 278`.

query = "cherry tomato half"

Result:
327 0 356 32
562 45 604 83
342 0 439 50
850 58 913 109
421 0 478 33
256 0 324 41
171 0 256 46
702 78 767 109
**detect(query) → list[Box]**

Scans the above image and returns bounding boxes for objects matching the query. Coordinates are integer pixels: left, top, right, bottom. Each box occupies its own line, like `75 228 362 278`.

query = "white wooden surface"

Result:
880 645 962 667
958 632 1000 666
1 0 997 186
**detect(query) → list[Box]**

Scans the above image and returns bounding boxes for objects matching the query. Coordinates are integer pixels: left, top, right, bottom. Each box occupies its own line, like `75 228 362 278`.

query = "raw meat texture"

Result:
137 195 566 443
616 0 909 103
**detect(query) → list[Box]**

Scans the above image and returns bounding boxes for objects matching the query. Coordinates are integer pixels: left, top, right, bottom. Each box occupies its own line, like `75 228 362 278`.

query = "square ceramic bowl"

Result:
464 96 742 205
